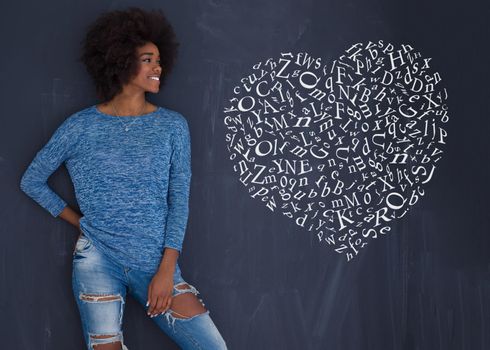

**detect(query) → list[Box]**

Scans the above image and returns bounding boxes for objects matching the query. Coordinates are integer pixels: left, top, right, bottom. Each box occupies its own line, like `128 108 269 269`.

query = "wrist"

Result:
158 248 178 273
157 264 175 277
158 258 176 271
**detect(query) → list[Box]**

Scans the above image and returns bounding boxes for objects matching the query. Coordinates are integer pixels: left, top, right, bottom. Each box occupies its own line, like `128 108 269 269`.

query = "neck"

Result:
108 90 146 116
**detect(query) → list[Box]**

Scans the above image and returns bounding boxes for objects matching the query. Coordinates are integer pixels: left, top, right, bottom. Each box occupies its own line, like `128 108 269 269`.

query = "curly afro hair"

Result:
80 7 179 101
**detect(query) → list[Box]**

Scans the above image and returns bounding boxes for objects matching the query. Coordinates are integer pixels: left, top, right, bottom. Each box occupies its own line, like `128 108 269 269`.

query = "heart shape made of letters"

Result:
223 40 449 261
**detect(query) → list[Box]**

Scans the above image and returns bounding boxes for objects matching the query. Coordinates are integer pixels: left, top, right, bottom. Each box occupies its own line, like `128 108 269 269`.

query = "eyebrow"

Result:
139 52 160 57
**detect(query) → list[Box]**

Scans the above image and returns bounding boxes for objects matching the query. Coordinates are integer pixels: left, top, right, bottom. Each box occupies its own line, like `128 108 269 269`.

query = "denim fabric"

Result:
72 232 227 350
20 105 192 274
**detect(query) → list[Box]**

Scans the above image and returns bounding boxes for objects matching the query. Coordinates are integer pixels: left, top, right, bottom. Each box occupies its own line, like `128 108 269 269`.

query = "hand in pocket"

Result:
73 229 83 255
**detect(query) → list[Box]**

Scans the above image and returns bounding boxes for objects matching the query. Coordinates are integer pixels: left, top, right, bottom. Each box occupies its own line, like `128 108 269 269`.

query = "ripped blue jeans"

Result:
72 232 227 350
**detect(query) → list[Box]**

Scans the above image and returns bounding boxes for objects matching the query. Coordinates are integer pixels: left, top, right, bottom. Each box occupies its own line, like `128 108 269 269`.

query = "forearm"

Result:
158 247 179 274
164 117 191 253
58 205 83 230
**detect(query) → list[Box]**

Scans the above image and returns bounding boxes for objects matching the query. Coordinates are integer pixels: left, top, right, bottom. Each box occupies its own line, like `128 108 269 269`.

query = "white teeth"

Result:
148 76 159 80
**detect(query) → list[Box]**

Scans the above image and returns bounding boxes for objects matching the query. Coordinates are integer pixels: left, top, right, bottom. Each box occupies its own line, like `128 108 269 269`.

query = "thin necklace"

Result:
111 100 147 132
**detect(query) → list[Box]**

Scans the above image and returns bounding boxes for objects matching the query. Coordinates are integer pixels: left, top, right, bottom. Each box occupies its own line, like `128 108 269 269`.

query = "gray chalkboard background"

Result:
1 0 489 349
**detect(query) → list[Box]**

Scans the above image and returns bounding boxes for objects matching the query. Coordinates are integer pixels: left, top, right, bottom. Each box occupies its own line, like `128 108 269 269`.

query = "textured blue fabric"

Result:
20 104 192 273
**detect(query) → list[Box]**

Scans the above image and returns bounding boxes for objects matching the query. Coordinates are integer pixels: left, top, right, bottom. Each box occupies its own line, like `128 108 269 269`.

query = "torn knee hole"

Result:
169 309 207 319
169 310 190 319
174 283 199 296
89 334 125 349
90 334 118 339
175 283 191 290
80 293 121 302
91 341 123 350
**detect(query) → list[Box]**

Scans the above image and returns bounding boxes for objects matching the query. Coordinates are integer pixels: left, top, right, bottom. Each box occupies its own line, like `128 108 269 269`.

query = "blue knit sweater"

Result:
20 105 192 274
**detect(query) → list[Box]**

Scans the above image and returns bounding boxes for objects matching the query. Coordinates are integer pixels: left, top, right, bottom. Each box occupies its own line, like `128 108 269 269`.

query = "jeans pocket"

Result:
73 234 91 256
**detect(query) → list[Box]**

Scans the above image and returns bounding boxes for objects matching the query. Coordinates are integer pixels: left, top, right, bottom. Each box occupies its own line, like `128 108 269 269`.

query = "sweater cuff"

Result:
50 200 67 217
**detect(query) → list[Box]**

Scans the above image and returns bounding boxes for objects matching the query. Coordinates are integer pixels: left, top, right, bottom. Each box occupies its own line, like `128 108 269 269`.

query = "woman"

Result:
19 7 227 350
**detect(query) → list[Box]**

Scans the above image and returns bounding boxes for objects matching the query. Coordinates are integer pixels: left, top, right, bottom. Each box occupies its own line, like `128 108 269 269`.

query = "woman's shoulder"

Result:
55 105 95 128
156 105 188 124
67 104 99 120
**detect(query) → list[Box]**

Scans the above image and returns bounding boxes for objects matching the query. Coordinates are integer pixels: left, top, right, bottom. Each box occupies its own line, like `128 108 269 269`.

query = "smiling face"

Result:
126 41 162 94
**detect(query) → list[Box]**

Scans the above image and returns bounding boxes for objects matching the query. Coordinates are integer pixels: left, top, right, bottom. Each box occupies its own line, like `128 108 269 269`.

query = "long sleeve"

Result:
163 116 192 252
20 115 78 217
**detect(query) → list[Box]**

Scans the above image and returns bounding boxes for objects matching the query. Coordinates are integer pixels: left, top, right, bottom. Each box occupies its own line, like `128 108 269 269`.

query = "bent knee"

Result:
169 283 207 319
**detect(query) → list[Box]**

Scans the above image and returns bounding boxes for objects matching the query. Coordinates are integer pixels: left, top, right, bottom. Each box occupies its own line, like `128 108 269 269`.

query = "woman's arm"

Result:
148 246 179 317
146 115 191 317
162 115 192 254
58 205 83 231
20 114 79 219
158 247 179 273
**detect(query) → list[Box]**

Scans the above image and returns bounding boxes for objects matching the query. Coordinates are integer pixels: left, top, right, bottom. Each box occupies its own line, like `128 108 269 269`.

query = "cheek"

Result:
140 69 154 82
134 73 148 85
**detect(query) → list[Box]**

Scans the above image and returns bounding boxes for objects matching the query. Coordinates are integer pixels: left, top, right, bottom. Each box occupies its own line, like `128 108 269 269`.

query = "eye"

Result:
142 58 161 65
